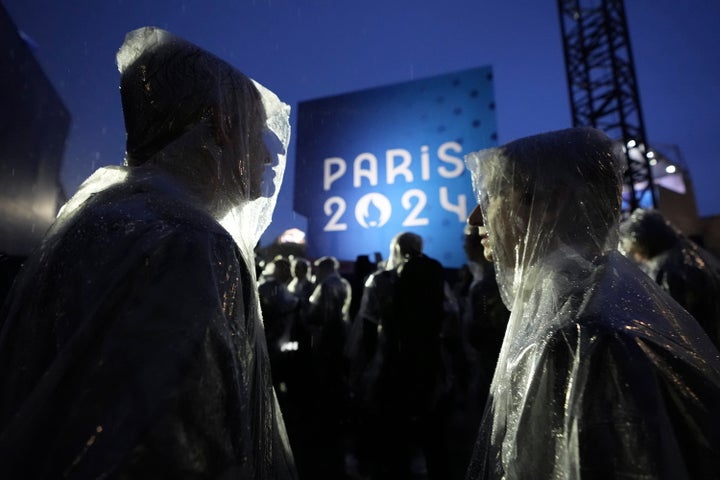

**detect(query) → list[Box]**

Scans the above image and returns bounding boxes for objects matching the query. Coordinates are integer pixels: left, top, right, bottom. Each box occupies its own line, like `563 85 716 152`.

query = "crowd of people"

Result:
1 26 720 480
255 229 510 480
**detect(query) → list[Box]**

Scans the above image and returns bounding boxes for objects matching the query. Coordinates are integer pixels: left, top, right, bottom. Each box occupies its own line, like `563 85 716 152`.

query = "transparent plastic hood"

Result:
221 79 291 264
62 27 290 266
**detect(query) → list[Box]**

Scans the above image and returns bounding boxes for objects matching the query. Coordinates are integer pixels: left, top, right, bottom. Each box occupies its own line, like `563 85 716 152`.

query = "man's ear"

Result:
539 187 567 222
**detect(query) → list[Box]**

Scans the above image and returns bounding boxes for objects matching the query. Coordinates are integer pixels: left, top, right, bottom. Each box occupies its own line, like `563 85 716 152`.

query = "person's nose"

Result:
263 130 283 166
468 204 484 227
263 145 274 166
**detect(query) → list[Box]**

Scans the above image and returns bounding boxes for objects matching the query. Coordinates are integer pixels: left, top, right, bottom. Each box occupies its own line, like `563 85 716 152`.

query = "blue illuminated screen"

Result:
294 66 497 268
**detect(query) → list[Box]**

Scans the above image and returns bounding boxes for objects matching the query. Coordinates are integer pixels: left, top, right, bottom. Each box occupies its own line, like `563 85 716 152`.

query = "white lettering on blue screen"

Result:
323 157 346 191
324 141 464 191
321 141 468 231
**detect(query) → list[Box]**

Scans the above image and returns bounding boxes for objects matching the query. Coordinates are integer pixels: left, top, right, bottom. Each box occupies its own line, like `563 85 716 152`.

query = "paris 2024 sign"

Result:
294 66 497 268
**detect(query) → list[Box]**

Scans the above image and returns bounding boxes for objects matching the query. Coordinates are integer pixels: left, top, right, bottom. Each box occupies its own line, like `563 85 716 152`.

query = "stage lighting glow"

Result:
278 228 306 244
666 165 677 174
280 341 298 352
627 139 637 148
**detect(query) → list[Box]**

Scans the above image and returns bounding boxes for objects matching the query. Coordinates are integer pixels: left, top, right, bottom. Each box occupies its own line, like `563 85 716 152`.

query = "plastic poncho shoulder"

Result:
466 250 720 479
0 166 296 479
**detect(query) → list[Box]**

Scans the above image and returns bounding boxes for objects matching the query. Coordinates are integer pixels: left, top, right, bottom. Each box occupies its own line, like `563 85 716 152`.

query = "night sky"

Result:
3 0 719 246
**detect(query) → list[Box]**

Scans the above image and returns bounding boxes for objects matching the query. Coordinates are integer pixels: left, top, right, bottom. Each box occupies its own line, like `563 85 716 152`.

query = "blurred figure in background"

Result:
620 208 720 347
351 232 457 480
307 256 352 355
287 256 315 304
464 127 720 479
258 256 299 397
451 223 509 475
349 254 378 320
297 255 352 479
456 223 509 395
0 26 296 479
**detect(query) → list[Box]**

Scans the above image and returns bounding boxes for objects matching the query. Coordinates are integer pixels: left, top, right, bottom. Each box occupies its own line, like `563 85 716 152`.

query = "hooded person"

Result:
619 208 720 348
0 27 296 479
464 126 720 479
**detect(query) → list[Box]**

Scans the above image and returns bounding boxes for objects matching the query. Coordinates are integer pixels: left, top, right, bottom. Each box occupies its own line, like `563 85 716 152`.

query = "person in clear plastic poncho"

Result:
463 127 720 479
0 27 296 479
619 208 720 348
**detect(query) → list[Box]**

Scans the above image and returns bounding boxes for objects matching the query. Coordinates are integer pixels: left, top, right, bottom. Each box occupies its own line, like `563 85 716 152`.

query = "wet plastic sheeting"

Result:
463 127 720 479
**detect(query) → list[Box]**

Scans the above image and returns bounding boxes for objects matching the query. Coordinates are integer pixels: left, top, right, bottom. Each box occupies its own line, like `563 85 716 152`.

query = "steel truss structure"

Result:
557 0 656 211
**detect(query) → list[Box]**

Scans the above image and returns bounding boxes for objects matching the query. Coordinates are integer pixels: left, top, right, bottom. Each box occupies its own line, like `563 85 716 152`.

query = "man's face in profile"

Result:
224 96 276 201
245 101 274 200
468 205 493 263
468 186 526 270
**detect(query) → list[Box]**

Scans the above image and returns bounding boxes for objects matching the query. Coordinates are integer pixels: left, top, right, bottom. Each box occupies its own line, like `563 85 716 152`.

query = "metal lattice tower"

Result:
557 0 656 211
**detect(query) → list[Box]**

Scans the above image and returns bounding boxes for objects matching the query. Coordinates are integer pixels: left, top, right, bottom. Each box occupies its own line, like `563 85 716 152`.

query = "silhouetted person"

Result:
294 256 351 479
259 256 300 395
0 26 297 479
459 224 509 396
287 257 314 303
283 255 314 415
620 208 720 347
349 254 377 320
452 224 509 476
464 127 720 479
353 232 454 480
307 256 352 360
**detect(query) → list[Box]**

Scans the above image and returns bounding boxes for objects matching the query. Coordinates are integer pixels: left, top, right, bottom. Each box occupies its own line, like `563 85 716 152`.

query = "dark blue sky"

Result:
4 0 719 245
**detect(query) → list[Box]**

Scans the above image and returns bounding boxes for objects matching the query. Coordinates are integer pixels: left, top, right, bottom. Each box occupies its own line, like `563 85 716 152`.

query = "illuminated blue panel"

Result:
294 66 497 268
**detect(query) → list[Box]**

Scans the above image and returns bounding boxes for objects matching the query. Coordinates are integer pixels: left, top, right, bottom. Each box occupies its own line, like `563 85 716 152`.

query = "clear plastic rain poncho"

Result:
463 127 720 479
0 27 296 479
